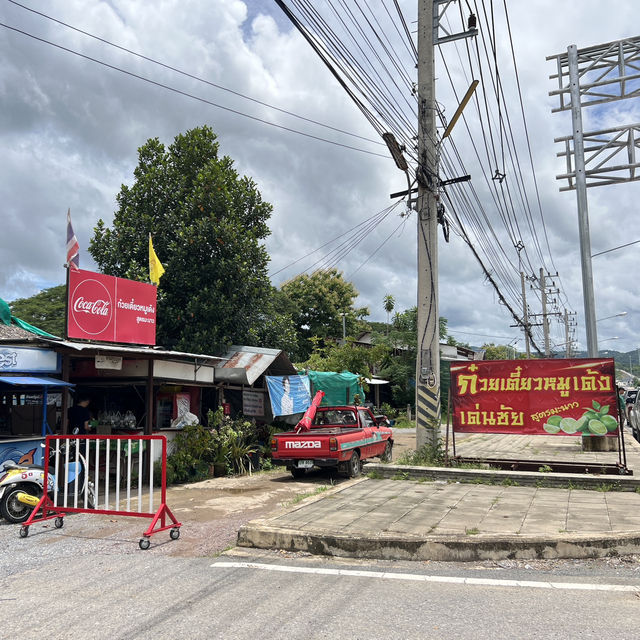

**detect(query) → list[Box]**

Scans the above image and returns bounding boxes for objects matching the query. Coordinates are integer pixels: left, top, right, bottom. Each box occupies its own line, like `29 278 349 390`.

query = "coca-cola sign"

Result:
67 269 157 345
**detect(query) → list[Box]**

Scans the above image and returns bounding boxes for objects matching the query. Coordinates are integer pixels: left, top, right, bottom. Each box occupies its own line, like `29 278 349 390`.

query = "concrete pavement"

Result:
237 429 640 561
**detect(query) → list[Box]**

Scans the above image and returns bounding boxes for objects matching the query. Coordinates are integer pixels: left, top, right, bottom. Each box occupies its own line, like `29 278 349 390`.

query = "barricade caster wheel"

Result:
19 526 29 538
170 528 180 540
139 537 150 550
54 517 64 529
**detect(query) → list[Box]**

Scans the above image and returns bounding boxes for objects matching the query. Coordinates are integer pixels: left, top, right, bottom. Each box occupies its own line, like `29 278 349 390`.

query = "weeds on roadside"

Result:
284 485 329 507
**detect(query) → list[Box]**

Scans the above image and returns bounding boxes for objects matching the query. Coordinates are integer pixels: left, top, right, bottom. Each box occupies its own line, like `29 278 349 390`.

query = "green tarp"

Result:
0 298 58 338
306 370 365 406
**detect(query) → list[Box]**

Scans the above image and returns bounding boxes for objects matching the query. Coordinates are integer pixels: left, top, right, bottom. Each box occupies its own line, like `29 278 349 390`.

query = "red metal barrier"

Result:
19 434 181 549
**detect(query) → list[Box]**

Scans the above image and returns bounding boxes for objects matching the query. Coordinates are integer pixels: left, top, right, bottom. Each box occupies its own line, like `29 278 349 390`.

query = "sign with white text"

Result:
67 269 157 345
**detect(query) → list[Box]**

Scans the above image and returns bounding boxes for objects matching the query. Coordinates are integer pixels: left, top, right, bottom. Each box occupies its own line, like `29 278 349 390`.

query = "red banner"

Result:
450 358 618 436
67 269 157 345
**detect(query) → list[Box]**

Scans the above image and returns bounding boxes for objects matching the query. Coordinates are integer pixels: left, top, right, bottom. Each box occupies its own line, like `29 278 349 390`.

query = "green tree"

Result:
383 294 395 336
281 269 369 360
300 336 390 380
9 285 66 337
481 343 519 360
89 126 275 354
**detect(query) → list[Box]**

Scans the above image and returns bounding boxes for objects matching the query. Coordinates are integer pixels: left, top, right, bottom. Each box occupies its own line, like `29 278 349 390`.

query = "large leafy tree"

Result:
9 285 66 337
280 269 369 360
90 126 279 354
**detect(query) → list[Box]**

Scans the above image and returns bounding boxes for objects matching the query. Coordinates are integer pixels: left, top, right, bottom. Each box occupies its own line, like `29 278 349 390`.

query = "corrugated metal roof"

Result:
215 345 297 386
39 338 225 364
0 324 50 341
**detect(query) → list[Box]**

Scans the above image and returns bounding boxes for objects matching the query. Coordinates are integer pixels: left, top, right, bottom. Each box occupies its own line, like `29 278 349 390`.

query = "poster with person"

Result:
265 375 311 417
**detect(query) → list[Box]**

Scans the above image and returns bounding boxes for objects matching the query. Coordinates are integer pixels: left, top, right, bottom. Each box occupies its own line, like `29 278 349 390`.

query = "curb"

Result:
237 520 640 563
363 463 640 491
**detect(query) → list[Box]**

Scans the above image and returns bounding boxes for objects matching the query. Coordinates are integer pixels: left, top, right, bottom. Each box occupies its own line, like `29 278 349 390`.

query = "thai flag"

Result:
66 208 79 270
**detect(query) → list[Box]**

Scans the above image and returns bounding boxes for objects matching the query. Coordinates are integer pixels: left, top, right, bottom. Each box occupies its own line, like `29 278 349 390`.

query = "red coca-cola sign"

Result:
67 269 157 345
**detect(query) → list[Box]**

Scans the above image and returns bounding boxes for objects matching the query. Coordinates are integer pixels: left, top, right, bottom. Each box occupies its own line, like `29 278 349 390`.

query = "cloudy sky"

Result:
1 0 639 355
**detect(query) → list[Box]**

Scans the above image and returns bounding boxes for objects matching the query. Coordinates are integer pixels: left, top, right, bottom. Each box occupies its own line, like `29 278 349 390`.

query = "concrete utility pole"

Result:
415 1 477 447
520 272 531 358
564 309 571 358
415 0 440 448
540 268 550 357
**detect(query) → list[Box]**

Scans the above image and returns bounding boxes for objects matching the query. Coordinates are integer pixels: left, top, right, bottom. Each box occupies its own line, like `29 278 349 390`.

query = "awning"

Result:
0 376 74 387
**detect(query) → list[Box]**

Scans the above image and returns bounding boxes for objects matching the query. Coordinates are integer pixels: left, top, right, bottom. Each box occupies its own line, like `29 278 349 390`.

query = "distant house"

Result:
351 331 482 361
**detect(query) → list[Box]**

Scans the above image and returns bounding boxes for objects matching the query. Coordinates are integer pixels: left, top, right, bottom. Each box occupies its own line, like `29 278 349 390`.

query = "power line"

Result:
0 21 390 160
7 0 385 148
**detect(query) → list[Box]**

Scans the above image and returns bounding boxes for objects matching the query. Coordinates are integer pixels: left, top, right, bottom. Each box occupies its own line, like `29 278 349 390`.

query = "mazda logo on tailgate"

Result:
285 441 321 449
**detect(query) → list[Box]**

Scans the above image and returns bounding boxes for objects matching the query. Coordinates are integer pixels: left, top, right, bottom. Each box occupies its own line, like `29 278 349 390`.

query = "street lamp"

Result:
598 336 619 356
596 312 627 322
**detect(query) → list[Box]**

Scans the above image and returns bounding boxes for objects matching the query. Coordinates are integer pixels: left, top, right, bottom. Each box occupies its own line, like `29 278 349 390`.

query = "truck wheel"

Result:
291 467 307 479
381 441 393 463
347 451 361 478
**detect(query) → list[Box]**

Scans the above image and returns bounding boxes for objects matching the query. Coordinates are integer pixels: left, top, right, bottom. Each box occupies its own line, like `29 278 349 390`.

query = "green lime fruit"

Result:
547 415 563 426
588 419 608 435
575 416 589 432
543 423 561 434
583 410 598 422
560 417 580 434
600 414 618 432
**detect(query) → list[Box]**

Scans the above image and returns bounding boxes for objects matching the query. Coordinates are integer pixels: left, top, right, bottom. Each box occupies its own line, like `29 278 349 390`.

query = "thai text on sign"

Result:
450 359 617 436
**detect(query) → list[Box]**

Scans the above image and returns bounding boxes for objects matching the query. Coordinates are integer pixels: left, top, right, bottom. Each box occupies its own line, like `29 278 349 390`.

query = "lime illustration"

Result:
575 416 589 432
600 414 618 432
560 417 580 434
588 419 608 435
547 415 562 427
543 423 561 434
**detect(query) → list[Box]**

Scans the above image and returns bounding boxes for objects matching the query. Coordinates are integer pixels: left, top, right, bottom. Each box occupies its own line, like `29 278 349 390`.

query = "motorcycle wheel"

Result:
0 486 40 524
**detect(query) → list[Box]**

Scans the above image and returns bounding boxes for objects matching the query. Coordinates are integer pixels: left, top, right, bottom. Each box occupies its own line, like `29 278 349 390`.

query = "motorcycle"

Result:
0 443 95 524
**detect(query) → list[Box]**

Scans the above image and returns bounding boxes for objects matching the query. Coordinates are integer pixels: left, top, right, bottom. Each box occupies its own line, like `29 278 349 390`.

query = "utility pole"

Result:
520 272 531 358
549 37 640 356
567 45 598 358
564 309 571 358
415 2 476 448
540 268 550 357
415 0 439 448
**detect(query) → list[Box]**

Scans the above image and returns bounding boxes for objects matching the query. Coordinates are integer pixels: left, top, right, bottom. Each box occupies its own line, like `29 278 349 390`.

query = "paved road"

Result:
2 547 640 639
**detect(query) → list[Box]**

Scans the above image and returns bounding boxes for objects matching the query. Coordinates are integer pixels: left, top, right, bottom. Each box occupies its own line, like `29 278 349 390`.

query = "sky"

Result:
1 0 639 355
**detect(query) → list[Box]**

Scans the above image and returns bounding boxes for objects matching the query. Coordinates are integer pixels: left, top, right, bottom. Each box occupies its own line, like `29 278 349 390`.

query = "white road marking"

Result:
212 561 640 592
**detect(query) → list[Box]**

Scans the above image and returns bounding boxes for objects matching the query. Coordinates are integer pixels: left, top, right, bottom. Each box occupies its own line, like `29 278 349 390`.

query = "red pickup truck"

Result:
271 405 393 478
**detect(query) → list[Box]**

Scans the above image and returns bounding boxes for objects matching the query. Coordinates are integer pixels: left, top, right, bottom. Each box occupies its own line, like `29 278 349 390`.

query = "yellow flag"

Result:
149 234 165 285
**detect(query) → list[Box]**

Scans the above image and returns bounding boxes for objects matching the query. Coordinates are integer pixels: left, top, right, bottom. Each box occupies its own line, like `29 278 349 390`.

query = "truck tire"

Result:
381 441 393 463
347 451 361 478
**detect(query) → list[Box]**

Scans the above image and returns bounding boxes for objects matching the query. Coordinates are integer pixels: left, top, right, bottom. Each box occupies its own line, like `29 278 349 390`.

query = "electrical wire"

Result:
0 21 390 159
7 0 385 148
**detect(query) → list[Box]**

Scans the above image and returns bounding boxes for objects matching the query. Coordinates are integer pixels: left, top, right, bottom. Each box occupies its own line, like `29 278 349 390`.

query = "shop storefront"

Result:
0 340 73 471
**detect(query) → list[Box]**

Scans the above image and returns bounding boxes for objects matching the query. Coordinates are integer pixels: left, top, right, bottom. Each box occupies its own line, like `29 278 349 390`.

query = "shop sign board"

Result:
0 347 59 373
95 355 123 370
450 358 617 436
67 269 157 345
242 390 265 417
